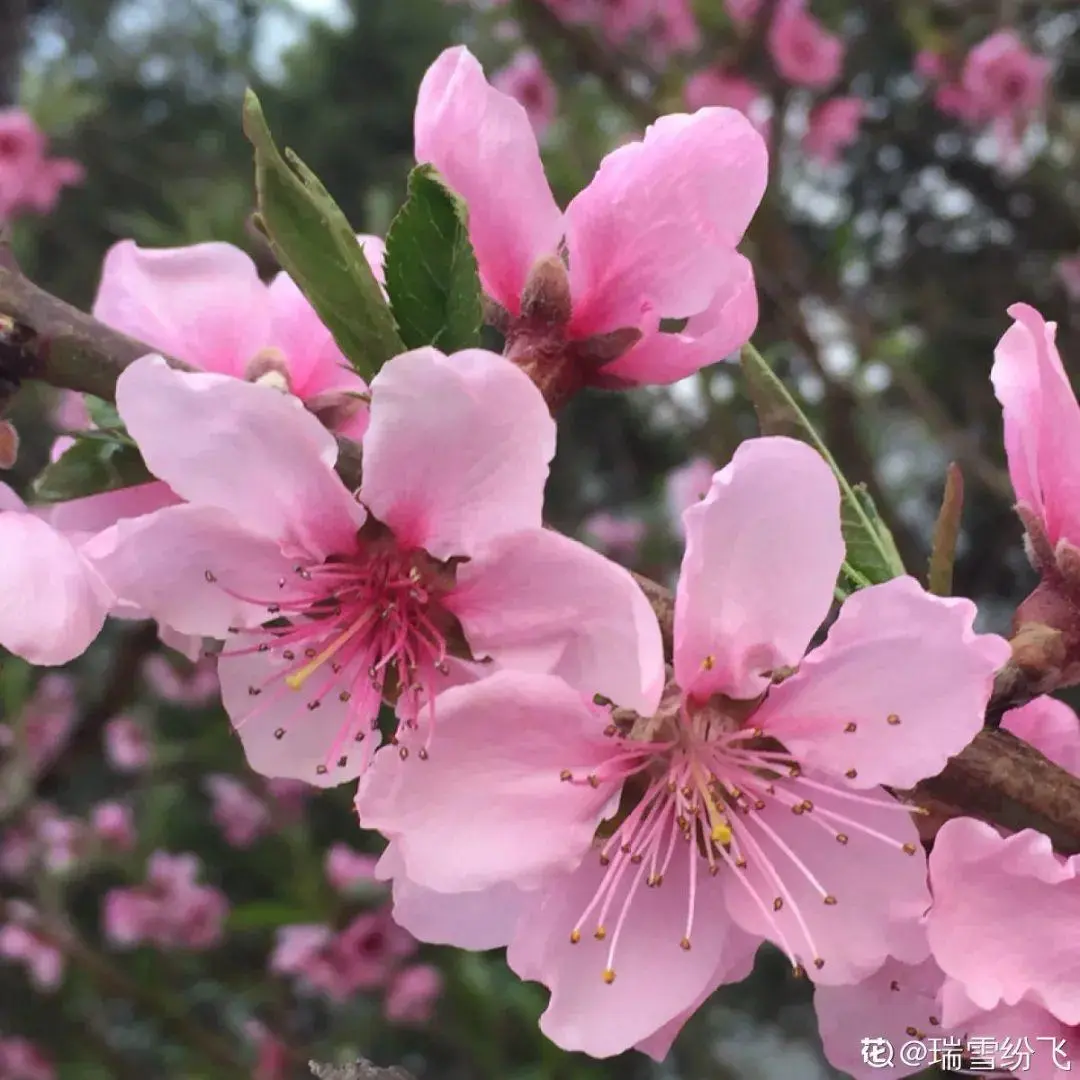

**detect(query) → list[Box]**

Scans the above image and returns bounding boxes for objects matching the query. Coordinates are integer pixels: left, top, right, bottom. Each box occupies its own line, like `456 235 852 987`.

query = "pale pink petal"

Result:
0 481 26 511
506 848 759 1057
814 956 947 1079
0 513 110 664
633 967 735 1061
674 437 843 702
566 109 767 336
722 777 930 984
595 252 758 385
927 817 1080 1025
359 348 554 558
116 356 363 557
356 672 619 890
1002 696 1080 776
450 528 664 715
756 577 1009 788
43 481 181 540
414 46 562 311
217 648 371 787
83 504 297 638
991 303 1080 549
940 982 1077 1080
664 457 715 532
92 241 270 377
378 844 529 950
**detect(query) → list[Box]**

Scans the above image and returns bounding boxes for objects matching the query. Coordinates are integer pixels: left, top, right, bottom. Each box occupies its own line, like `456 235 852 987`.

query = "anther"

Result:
679 937 691 951
701 655 715 671
315 765 328 775
248 686 261 696
337 756 348 768
587 775 599 788
603 724 617 737
593 927 606 941
204 570 217 583
399 747 409 760
902 842 917 855
304 648 317 658
929 1016 940 1027
844 722 857 733
787 764 801 778
267 604 280 615
823 895 837 905
905 1027 918 1038
887 713 901 725
354 732 365 742
283 650 295 661
307 700 321 711
418 748 429 761
559 770 573 782
599 854 610 866
257 643 269 653
602 969 616 985
734 857 747 869
339 691 352 703
890 981 900 991
845 768 857 779
792 965 806 979
835 834 849 844
773 897 783 911
274 728 285 740
569 929 581 944
814 958 825 969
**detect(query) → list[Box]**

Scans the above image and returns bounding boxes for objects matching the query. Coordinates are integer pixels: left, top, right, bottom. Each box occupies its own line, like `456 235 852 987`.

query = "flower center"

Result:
212 523 462 777
559 688 920 984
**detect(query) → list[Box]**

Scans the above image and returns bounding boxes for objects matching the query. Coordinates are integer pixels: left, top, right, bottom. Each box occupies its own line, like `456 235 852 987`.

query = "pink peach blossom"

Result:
767 0 844 90
962 31 1049 124
271 912 415 1001
814 949 1078 1079
927 817 1080 1026
90 801 137 850
359 436 1008 1056
683 71 771 140
665 456 715 534
1002 696 1080 776
88 351 662 786
0 109 82 221
103 715 151 772
581 511 645 562
92 238 379 442
141 652 220 705
385 964 443 1023
0 483 116 665
492 51 557 138
204 774 271 848
3 675 77 773
103 852 228 951
326 843 381 892
0 1037 54 1080
0 906 63 992
416 46 766 388
991 303 1080 553
803 96 864 165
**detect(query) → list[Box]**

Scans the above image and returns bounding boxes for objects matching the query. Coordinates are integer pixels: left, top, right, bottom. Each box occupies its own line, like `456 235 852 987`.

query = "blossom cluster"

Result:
2 36 1079 1076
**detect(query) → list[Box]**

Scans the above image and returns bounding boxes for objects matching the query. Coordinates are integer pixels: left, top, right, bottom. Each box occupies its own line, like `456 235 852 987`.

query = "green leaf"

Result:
739 342 906 592
242 90 404 380
227 900 313 932
384 164 484 352
33 434 153 502
83 395 124 431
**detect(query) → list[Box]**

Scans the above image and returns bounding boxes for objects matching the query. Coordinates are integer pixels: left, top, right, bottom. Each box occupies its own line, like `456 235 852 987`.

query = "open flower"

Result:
359 436 1008 1055
767 0 844 90
92 238 380 440
88 349 663 786
415 46 766 398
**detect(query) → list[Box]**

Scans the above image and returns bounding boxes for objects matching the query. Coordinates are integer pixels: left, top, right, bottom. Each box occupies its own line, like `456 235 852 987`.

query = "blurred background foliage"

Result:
2 0 1080 1077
